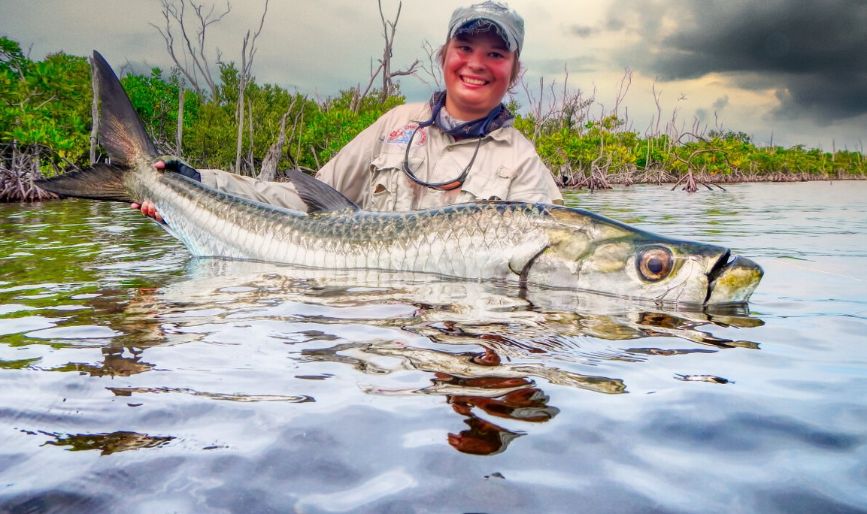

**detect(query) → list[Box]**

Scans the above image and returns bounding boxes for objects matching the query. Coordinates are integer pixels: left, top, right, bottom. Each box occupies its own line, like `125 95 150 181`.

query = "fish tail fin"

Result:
36 164 132 202
36 51 156 202
91 50 158 166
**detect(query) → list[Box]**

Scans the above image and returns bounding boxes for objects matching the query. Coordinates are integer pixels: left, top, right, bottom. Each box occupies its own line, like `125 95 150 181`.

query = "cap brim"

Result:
452 19 519 52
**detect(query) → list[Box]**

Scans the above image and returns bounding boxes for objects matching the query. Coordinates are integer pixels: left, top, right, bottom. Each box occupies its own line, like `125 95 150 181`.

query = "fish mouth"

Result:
705 251 764 305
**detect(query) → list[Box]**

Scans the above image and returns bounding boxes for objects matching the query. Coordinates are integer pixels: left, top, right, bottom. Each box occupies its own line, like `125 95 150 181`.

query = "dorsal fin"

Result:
284 169 360 213
91 50 157 166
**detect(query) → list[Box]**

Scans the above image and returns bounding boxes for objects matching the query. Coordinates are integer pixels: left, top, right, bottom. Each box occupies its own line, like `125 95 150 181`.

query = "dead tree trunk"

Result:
234 41 247 173
259 96 299 180
176 84 185 155
89 57 99 164
234 0 269 174
259 112 288 182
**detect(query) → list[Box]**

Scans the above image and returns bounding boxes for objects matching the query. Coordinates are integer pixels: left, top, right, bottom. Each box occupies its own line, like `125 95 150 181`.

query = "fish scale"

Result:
153 172 544 279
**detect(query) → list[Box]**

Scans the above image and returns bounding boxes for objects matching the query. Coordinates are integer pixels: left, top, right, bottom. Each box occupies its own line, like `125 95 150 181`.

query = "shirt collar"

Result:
425 91 514 140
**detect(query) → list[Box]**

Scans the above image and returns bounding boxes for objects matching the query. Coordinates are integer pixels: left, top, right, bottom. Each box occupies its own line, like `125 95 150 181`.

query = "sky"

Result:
1 0 865 151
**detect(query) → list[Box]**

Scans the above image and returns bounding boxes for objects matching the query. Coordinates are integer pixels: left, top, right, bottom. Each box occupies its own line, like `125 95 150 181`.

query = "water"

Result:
0 182 865 513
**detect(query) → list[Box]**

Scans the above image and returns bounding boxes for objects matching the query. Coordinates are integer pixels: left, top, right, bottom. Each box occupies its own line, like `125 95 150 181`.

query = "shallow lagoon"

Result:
0 182 865 513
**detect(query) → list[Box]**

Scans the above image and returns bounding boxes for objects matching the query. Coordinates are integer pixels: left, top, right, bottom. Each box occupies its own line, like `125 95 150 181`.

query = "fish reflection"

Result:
107 386 314 403
308 342 626 395
306 343 570 455
26 260 763 456
160 261 764 353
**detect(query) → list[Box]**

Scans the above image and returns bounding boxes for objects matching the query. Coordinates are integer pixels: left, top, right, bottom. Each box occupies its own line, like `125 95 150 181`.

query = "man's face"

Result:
443 30 515 120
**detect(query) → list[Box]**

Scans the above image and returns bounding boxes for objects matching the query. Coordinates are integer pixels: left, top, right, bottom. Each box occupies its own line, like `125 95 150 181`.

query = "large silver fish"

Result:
38 51 763 307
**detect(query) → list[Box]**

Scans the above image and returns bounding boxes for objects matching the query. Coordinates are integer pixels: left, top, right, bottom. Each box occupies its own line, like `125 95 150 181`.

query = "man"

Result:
134 1 561 221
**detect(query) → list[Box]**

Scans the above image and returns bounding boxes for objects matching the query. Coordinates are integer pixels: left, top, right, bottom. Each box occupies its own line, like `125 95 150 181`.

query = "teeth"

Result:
462 77 486 86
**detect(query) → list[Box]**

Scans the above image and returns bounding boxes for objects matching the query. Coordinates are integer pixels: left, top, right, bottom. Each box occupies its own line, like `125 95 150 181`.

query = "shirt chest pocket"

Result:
458 165 516 202
368 151 424 211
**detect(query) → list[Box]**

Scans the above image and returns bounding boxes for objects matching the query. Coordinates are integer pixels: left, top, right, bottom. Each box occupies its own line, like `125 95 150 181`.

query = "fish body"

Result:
37 51 763 307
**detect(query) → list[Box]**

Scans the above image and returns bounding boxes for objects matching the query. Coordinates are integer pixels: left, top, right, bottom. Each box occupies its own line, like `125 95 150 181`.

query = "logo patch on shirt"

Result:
386 124 427 146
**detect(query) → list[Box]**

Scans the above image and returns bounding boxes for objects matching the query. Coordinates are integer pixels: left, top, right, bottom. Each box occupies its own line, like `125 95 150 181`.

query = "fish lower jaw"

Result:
706 256 764 305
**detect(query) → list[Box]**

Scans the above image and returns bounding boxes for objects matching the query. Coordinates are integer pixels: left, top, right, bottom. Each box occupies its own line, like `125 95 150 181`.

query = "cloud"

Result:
712 95 729 111
608 0 867 123
566 14 625 38
567 25 597 38
526 56 600 75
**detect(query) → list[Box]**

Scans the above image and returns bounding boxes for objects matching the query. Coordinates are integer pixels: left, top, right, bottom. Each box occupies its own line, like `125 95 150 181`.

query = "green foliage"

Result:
0 35 864 187
298 88 403 169
1 43 91 173
181 62 321 171
514 111 866 179
519 114 640 174
0 37 28 75
122 68 200 154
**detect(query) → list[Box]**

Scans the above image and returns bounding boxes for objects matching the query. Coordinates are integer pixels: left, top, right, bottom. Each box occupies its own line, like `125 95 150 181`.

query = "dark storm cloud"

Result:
607 0 867 123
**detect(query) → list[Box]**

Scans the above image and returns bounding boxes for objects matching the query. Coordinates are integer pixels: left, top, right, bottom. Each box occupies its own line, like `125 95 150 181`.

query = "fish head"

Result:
525 207 763 307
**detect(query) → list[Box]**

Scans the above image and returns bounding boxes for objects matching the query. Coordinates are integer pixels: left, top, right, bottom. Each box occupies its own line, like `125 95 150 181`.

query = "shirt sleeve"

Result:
198 168 304 210
505 138 564 205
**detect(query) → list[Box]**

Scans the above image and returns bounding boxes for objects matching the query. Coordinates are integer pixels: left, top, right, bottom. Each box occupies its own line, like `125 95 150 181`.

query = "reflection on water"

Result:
1 184 866 512
41 431 174 456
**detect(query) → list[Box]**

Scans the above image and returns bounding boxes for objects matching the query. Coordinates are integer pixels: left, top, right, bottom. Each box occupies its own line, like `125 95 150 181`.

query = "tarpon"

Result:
37 51 763 307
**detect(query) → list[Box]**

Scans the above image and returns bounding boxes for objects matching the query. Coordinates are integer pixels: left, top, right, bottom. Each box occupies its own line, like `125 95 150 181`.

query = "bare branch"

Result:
417 40 443 89
611 67 632 128
151 0 229 99
353 60 386 111
353 0 418 110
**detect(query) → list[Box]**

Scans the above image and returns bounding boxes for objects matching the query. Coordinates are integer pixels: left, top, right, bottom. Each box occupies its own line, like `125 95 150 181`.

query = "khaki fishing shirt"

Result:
199 102 562 212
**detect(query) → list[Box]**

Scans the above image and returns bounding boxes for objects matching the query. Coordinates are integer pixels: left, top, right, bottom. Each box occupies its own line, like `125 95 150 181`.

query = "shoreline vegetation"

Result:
2 36 865 202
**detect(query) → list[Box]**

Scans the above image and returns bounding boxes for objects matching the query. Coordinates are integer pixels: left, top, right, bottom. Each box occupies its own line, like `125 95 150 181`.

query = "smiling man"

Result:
134 1 562 220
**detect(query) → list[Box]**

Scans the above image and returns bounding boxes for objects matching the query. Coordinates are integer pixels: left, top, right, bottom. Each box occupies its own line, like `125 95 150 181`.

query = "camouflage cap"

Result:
448 1 525 53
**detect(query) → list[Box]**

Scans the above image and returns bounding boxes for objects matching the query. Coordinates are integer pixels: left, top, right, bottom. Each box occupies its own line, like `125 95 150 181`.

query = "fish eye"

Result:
637 246 673 282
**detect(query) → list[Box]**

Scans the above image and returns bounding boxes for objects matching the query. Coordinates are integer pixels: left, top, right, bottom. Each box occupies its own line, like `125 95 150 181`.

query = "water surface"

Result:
0 182 865 513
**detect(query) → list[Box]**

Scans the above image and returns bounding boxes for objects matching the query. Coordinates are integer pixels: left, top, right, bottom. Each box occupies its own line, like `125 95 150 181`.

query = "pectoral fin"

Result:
283 169 359 213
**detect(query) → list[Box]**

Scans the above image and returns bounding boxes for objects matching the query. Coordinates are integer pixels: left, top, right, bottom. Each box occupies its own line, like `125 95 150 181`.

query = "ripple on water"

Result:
0 185 866 512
